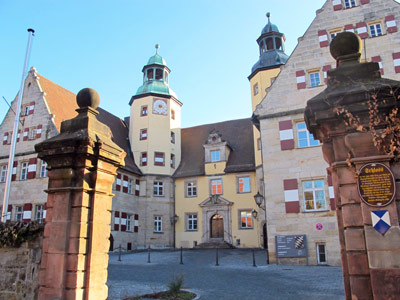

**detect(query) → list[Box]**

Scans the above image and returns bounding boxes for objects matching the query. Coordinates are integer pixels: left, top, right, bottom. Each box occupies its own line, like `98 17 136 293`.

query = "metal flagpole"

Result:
1 28 35 223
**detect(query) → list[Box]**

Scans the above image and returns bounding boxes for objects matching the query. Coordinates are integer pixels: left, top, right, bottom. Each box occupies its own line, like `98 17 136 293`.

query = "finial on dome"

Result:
76 88 100 109
266 12 271 22
155 44 160 54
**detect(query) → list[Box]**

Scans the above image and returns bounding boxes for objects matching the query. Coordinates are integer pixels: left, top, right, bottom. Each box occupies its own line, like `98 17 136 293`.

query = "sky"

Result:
0 0 329 128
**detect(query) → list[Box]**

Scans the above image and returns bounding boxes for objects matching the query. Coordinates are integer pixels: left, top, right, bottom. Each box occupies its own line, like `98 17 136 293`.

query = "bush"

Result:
0 221 44 248
167 274 184 296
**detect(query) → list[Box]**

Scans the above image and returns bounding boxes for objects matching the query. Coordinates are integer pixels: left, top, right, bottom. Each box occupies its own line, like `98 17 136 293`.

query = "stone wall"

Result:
0 236 42 300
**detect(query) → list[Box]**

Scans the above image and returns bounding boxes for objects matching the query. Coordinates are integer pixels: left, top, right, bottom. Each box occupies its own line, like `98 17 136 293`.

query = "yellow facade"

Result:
175 171 260 248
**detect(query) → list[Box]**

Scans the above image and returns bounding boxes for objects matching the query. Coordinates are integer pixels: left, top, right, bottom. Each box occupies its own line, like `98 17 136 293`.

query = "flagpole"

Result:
1 28 35 222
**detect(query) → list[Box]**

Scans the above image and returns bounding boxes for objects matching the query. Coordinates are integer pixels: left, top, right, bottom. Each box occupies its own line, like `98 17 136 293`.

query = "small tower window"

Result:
147 69 154 81
155 68 163 80
266 37 274 51
164 71 169 84
260 42 266 54
275 37 282 51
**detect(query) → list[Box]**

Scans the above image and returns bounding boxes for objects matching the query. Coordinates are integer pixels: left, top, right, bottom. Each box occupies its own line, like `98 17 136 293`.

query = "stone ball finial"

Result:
76 88 100 109
330 31 362 60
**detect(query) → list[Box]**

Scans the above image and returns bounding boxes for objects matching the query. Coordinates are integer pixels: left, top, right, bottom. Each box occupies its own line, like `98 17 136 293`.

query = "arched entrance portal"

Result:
210 214 224 238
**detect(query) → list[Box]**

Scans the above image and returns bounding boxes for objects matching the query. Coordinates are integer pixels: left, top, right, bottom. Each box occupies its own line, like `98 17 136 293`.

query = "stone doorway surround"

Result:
199 195 233 244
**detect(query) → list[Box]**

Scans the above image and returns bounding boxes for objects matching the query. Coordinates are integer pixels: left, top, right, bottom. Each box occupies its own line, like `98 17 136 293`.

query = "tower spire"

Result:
155 44 160 55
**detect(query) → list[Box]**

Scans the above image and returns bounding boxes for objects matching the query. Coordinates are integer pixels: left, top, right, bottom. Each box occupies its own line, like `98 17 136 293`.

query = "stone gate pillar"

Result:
35 88 125 300
305 32 400 300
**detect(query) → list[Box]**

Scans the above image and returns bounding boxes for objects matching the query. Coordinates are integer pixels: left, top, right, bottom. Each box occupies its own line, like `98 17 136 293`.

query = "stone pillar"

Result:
35 88 125 300
305 32 400 300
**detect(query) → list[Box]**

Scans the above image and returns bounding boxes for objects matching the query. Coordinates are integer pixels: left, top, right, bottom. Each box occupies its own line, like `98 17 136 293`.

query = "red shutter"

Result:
296 70 306 90
360 0 369 4
121 212 127 231
123 175 128 193
116 173 121 191
344 24 355 33
29 101 35 115
3 132 8 145
371 56 384 75
11 161 18 181
327 175 336 210
393 52 400 73
154 152 165 166
385 15 398 34
23 128 29 141
141 152 147 166
36 124 42 139
356 22 368 39
135 179 140 196
27 157 37 179
318 30 329 48
279 120 294 151
114 211 120 231
17 130 21 142
23 203 32 223
283 179 299 213
332 0 342 11
322 65 332 84
134 214 139 232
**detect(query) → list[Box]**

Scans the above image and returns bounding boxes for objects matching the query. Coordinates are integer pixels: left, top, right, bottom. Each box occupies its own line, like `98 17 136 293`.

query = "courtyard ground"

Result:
107 249 345 300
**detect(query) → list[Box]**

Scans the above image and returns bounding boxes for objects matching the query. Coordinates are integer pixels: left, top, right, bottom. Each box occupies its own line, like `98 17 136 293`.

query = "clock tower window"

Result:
146 69 154 81
155 68 163 80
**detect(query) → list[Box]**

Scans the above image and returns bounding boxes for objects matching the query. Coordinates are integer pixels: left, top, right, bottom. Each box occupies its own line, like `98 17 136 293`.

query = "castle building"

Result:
253 0 400 266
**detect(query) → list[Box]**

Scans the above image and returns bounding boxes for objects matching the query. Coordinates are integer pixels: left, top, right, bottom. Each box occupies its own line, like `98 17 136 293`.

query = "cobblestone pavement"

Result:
107 249 345 300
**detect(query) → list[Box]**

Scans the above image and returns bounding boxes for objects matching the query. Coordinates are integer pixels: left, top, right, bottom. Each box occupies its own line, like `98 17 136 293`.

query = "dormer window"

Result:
211 150 221 162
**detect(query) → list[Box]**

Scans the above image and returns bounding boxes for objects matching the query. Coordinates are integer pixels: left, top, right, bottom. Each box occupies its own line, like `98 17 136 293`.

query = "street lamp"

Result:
170 214 179 225
253 192 269 264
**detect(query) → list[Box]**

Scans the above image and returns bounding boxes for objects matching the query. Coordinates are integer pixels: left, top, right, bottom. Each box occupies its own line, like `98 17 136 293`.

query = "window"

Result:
127 215 133 231
155 68 163 80
211 150 221 162
164 71 169 84
154 152 165 166
303 180 326 211
297 122 320 148
186 181 197 197
171 131 175 144
257 138 261 150
141 106 148 116
253 83 259 96
140 152 147 166
170 154 175 168
147 68 154 81
317 243 327 264
40 161 47 178
211 179 222 195
153 181 164 196
186 214 198 231
35 205 44 224
154 216 162 232
15 206 23 222
127 179 133 194
20 162 28 180
29 128 37 140
140 129 148 140
369 23 382 37
238 176 251 193
0 165 7 182
24 105 30 116
329 28 342 40
309 72 321 87
344 0 356 9
171 109 175 120
240 211 253 229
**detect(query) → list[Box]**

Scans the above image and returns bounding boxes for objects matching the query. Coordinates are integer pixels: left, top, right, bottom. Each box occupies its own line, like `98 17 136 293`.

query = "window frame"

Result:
15 206 23 222
344 0 356 9
210 178 223 195
170 153 175 168
140 128 148 140
308 71 321 88
253 83 259 96
369 22 383 38
302 179 327 212
140 152 147 166
211 150 221 162
20 162 28 180
171 131 175 144
237 176 251 194
296 121 320 148
186 213 198 231
127 179 133 194
316 243 327 265
40 160 47 178
153 181 164 197
141 105 148 117
185 180 197 198
154 216 163 233
35 205 44 224
239 210 254 229
126 215 133 231
0 165 7 182
154 152 165 166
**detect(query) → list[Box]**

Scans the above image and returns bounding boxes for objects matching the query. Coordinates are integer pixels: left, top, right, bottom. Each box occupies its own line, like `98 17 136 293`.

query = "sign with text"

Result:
275 235 307 258
357 163 395 207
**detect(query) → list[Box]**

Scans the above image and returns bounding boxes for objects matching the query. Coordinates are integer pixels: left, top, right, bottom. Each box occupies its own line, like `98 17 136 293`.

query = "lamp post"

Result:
254 192 269 264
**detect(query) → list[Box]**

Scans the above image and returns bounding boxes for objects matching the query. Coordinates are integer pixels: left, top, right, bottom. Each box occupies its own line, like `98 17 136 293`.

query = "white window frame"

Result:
316 243 327 265
309 71 321 87
239 210 254 229
29 128 37 140
141 105 148 116
211 150 221 162
344 0 356 9
154 216 162 232
20 162 28 180
237 176 251 193
126 215 133 231
35 205 44 224
24 105 30 116
153 181 164 196
127 179 133 194
296 122 320 148
186 213 198 231
303 179 327 212
210 178 223 195
140 128 147 140
369 22 383 38
186 181 197 198
40 161 47 178
171 131 175 144
15 206 23 222
154 152 165 166
0 165 7 182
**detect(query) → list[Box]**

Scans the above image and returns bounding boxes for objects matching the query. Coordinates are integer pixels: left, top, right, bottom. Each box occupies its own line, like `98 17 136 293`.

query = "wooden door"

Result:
210 214 224 238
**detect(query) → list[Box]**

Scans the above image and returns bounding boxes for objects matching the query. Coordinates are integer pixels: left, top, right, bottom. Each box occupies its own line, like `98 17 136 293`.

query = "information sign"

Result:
357 163 395 207
275 235 307 258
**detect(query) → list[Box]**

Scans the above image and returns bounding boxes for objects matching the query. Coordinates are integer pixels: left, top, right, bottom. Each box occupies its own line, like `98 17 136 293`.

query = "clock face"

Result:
153 99 168 115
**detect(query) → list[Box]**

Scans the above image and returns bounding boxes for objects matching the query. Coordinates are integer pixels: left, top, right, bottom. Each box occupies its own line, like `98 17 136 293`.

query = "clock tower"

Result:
129 45 182 176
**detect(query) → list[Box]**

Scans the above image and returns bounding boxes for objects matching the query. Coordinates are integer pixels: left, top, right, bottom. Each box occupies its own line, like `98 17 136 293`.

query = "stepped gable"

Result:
174 118 255 178
37 73 78 132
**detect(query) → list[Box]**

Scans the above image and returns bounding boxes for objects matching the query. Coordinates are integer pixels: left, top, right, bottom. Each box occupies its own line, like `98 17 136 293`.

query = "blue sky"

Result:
0 0 328 128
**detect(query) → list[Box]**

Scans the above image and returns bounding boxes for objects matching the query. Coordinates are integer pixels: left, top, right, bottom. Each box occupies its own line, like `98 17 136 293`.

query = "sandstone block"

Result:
342 204 363 228
347 252 370 275
344 228 366 251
